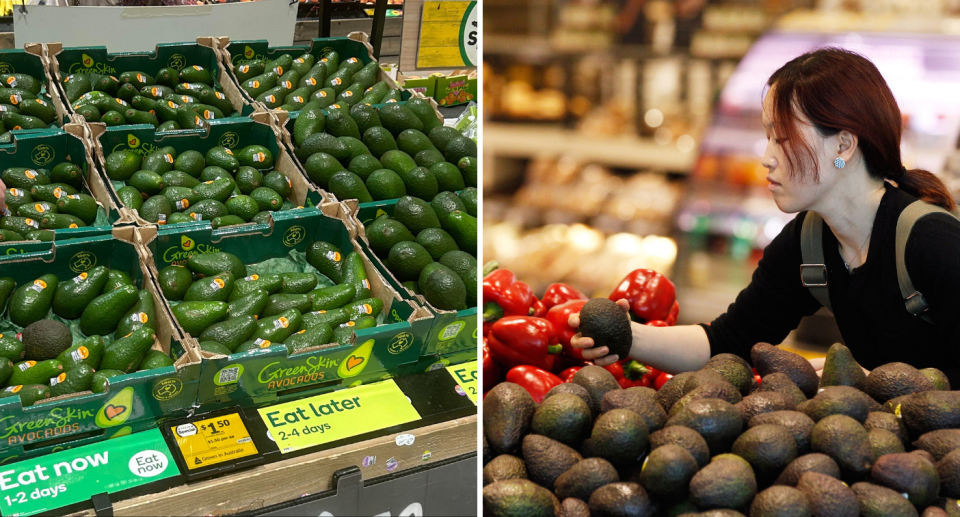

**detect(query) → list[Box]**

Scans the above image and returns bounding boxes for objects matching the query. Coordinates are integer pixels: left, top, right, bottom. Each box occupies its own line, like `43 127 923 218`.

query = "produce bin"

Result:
48 38 252 124
0 122 121 252
136 201 435 411
89 111 328 227
0 44 72 129
0 226 202 462
217 33 412 116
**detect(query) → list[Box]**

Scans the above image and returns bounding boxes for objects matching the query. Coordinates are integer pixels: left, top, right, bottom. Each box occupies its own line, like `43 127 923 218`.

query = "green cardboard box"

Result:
90 112 326 227
399 75 437 99
137 202 434 410
0 44 71 127
0 124 122 253
0 227 201 461
434 74 477 107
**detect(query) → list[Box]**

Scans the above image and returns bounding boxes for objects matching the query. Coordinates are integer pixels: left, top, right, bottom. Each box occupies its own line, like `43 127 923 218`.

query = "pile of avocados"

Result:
0 71 60 138
62 64 238 130
236 49 399 112
160 249 382 356
1 160 102 239
484 342 960 517
104 143 300 227
0 269 172 407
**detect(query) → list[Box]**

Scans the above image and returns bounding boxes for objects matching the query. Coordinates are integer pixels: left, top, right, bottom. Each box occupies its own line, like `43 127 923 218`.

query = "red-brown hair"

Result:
767 47 955 211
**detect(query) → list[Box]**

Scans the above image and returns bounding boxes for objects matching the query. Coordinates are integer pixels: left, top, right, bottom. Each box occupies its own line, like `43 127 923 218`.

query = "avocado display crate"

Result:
0 227 202 462
351 200 478 362
136 202 435 411
0 122 122 253
0 44 72 133
217 33 412 117
89 112 328 227
48 37 253 127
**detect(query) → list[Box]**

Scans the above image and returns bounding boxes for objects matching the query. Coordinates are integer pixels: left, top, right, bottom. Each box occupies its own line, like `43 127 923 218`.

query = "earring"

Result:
834 157 846 169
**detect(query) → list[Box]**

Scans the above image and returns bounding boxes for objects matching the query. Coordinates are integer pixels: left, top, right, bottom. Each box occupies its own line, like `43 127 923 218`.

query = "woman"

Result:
571 48 960 386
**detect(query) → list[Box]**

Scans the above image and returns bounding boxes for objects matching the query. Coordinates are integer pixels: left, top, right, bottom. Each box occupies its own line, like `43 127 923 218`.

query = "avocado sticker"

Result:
338 339 375 378
95 386 134 428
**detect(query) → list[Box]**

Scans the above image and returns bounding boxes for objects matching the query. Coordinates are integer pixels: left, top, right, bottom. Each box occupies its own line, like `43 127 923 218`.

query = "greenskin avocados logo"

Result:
219 131 240 149
0 406 96 444
111 133 159 157
68 53 117 75
232 45 266 65
162 234 220 265
31 144 55 167
257 355 339 390
69 251 97 273
167 53 186 71
0 63 14 75
283 226 306 247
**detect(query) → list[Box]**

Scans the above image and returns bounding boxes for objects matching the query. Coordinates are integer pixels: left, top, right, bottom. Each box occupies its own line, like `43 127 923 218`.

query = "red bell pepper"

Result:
531 297 547 318
654 371 673 390
604 359 649 389
483 268 541 325
753 368 762 386
541 283 588 311
506 365 563 403
609 269 677 323
642 366 661 387
487 316 562 371
559 366 583 383
482 339 502 393
545 299 588 361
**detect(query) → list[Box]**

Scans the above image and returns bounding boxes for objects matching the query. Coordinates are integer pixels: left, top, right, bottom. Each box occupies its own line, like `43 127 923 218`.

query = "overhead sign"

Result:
417 1 477 68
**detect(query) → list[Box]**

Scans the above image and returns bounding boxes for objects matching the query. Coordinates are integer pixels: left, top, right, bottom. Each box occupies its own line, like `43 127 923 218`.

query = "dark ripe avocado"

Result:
869 428 905 460
583 409 648 467
804 386 871 423
655 371 694 413
637 444 698 502
774 453 841 486
732 424 798 483
553 458 619 502
865 362 934 403
587 482 655 517
482 455 528 486
560 498 590 517
649 425 710 468
666 398 743 456
795 472 859 517
865 411 910 446
483 434 493 466
749 486 813 517
871 453 940 508
571 365 621 416
600 388 667 433
688 457 757 511
751 343 820 398
521 434 582 490
810 414 874 479
911 449 936 465
899 391 960 435
21 319 73 361
938 449 960 498
703 358 755 396
483 382 537 455
749 410 816 455
758 373 808 407
735 391 796 424
850 482 922 517
668 382 742 418
482 479 560 517
530 393 591 448
921 368 951 391
578 298 632 359
914 429 960 461
820 343 868 390
543 382 592 410
682 369 732 394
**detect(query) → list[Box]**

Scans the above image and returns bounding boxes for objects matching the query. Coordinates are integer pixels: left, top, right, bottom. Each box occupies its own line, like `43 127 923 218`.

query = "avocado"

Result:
869 428 906 460
482 455 528 486
551 457 619 502
79 284 140 336
899 391 960 435
757 373 808 407
0 358 10 387
9 274 58 327
251 308 302 343
116 289 157 337
732 424 798 483
198 315 257 352
482 479 560 517
669 382 743 418
362 126 399 159
183 271 234 302
871 452 939 507
230 273 282 301
775 453 842 486
200 341 233 356
655 372 695 413
140 195 173 224
57 336 105 372
521 434 582 490
804 386 871 423
649 425 710 469
820 343 867 390
341 252 371 301
284 323 334 354
689 456 757 510
171 301 228 336
749 486 813 517
749 410 815 456
577 298 632 360
637 444 698 502
529 393 591 447
571 366 621 416
104 150 142 181
49 364 95 397
752 343 820 398
938 449 960 498
378 103 424 137
0 384 51 406
279 273 318 295
100 328 155 373
305 241 345 283
913 430 960 461
10 359 63 386
583 409 648 468
0 334 25 362
703 358 755 397
484 382 537 455
419 262 467 311
393 196 440 236
850 481 921 517
866 362 934 403
187 252 247 280
310 284 355 311
736 392 796 424
543 382 593 412
262 293 312 317
666 398 743 456
600 388 667 433
810 414 873 478
158 265 193 301
864 411 910 447
21 319 73 361
227 289 269 319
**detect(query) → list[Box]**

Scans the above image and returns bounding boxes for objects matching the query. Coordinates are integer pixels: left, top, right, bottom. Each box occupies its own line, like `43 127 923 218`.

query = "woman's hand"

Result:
0 179 6 213
569 298 631 366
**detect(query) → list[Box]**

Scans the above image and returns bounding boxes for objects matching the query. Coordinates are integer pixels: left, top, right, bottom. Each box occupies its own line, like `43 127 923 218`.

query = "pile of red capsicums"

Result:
482 263 683 402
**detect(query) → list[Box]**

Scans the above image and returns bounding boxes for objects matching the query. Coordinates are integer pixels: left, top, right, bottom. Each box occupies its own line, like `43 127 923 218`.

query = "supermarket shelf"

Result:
485 123 696 172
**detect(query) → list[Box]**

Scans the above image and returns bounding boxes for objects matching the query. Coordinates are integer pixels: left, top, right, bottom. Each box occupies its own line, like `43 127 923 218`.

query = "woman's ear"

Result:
837 130 859 161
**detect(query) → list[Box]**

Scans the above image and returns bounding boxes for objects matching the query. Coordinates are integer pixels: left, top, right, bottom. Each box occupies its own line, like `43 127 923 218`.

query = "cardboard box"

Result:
434 70 477 107
47 38 252 123
398 73 437 99
0 44 71 128
218 33 412 116
0 122 122 253
89 112 328 227
136 202 434 410
0 227 202 460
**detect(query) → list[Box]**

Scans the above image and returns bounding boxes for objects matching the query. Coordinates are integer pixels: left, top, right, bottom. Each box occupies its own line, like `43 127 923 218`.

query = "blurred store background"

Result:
483 0 960 353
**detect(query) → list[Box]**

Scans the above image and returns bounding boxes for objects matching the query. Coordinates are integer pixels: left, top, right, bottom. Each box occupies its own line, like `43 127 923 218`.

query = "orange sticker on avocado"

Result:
225 148 234 155
213 278 226 290
137 73 146 83
68 224 79 228
332 78 342 86
33 280 46 289
76 272 88 281
34 204 45 213
274 317 289 329
265 95 275 103
250 81 260 89
51 373 67 385
53 188 65 199
245 274 260 281
6 385 21 394
8 189 18 196
307 78 317 86
24 170 37 179
18 361 36 371
253 152 265 163
74 346 90 360
282 81 292 89
138 312 149 323
319 91 327 97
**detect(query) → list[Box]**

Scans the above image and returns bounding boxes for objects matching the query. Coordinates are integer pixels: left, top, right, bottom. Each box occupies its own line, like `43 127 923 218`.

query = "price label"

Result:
171 413 258 470
446 361 478 405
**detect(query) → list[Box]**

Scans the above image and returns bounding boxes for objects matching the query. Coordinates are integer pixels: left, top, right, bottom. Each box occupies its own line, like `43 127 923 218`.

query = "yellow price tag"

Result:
446 361 478 405
258 380 421 454
171 413 258 470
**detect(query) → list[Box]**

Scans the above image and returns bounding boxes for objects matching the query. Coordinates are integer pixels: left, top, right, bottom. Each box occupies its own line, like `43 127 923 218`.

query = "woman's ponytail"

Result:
898 168 956 212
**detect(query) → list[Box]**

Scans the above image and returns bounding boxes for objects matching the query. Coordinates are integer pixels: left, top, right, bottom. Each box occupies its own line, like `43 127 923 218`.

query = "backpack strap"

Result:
895 200 954 324
800 211 832 312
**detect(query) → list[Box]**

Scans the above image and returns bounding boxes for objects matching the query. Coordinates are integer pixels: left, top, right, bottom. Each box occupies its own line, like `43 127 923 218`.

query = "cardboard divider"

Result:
135 206 433 409
0 228 202 461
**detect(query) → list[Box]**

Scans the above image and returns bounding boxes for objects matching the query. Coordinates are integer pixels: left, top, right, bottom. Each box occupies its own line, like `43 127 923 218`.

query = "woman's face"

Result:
761 88 840 214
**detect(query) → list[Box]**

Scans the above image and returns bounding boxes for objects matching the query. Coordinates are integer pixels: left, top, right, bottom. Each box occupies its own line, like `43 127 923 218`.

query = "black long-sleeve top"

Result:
702 183 960 388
